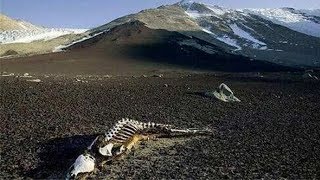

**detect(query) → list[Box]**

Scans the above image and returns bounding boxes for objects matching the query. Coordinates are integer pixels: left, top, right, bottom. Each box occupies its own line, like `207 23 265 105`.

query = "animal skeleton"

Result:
66 118 213 179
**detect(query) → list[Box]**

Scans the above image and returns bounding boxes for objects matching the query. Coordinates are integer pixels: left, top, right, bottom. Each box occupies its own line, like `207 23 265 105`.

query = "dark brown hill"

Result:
1 21 295 75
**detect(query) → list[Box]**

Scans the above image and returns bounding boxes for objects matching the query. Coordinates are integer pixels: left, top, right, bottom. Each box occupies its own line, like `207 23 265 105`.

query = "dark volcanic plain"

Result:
1 72 319 179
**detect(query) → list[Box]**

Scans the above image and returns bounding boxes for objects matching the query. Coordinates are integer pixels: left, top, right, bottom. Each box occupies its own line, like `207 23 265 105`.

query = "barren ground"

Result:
1 72 319 179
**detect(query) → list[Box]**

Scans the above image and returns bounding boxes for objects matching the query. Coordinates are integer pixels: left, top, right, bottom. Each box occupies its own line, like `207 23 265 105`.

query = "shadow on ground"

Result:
187 91 215 99
25 134 99 179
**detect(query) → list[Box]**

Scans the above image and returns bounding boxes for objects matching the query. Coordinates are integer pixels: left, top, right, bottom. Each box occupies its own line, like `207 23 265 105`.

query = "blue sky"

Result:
1 0 320 29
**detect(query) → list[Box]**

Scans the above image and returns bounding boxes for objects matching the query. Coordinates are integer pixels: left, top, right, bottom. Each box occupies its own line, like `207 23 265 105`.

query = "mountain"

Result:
0 14 87 44
0 14 88 57
0 14 39 31
68 0 318 68
2 20 293 75
2 1 319 70
242 8 320 37
299 9 320 19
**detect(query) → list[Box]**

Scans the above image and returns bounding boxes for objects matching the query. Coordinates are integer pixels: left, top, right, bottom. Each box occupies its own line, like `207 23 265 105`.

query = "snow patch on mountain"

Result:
181 1 320 38
230 24 266 45
182 3 271 50
202 28 214 35
185 10 212 18
300 9 320 17
178 39 218 54
18 22 34 30
53 30 107 52
217 35 242 50
0 28 87 44
0 13 88 44
184 3 233 19
245 8 304 23
206 5 230 15
179 0 194 6
15 20 43 31
243 8 320 37
202 28 242 50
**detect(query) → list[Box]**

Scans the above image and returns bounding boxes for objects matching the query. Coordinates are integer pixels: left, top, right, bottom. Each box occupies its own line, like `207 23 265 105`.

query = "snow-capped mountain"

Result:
1 1 319 68
0 28 87 44
242 8 320 38
0 14 87 44
300 9 320 17
80 0 319 67
178 1 320 67
0 14 39 31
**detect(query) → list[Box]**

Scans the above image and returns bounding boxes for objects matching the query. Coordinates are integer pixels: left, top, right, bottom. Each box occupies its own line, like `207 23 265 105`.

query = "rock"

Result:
22 73 32 78
1 73 14 77
26 79 41 83
205 83 241 102
153 74 163 78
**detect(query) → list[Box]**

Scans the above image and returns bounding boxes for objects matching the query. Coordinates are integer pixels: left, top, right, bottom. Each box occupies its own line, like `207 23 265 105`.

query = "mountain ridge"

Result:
0 13 87 44
79 1 319 67
1 1 319 68
0 13 88 57
2 20 296 75
0 14 40 31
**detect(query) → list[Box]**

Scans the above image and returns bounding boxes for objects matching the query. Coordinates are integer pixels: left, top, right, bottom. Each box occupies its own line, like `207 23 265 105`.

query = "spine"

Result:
105 118 172 140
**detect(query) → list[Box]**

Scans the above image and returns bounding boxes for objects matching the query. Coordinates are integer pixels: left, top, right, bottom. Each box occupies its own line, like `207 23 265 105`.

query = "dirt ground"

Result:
1 72 319 179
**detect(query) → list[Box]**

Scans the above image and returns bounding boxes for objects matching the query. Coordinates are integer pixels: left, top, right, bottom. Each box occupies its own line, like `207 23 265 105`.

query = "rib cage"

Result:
104 118 172 143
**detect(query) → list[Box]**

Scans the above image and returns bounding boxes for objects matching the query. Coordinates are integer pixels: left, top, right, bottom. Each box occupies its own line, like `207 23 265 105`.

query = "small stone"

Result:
153 74 163 78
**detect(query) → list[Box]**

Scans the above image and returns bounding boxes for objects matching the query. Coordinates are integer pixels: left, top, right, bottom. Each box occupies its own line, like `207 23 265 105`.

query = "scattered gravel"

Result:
0 73 319 179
